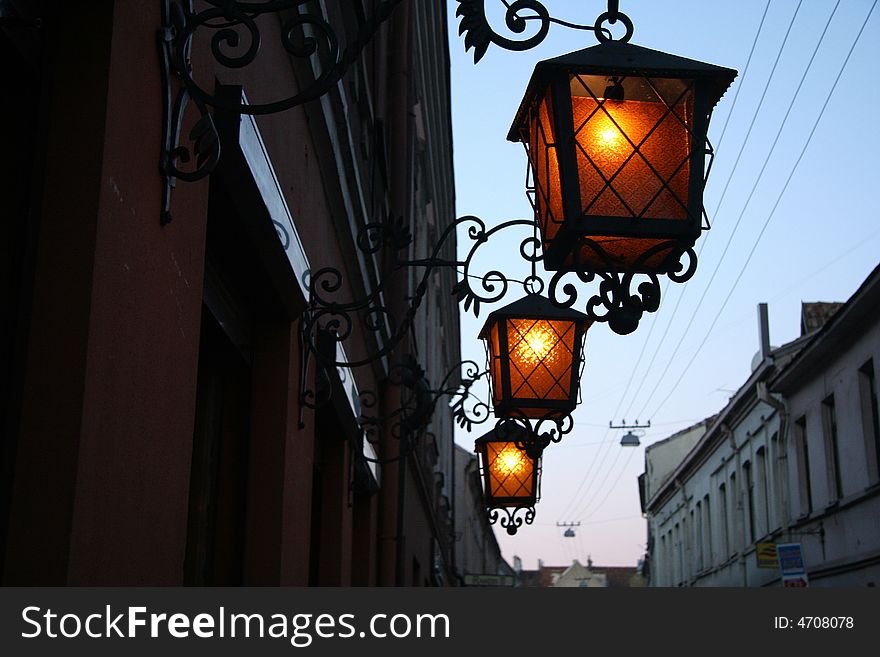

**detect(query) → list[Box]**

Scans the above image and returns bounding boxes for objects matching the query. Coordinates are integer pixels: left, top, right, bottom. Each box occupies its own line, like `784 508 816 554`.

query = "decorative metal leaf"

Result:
451 395 474 432
452 279 482 318
455 0 492 63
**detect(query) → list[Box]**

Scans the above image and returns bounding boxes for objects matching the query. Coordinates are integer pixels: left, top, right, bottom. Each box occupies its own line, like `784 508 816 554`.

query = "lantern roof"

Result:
474 422 531 448
478 294 590 339
508 40 738 141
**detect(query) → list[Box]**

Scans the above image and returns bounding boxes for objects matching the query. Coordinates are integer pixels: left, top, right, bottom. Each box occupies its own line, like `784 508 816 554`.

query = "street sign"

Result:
463 574 516 587
756 542 777 569
776 542 809 587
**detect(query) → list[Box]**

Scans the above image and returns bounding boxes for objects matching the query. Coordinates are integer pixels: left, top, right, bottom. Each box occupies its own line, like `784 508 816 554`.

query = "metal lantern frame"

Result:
474 423 543 535
479 294 590 420
509 41 737 275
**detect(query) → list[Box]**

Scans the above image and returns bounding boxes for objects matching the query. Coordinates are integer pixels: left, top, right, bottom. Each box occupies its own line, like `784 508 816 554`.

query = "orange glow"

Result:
495 444 529 478
510 322 558 367
506 318 576 411
486 441 535 500
591 112 626 154
527 94 563 245
572 96 691 220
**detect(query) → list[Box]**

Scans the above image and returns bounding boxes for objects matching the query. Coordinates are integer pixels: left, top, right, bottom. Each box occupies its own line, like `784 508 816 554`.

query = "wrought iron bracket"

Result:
158 0 403 223
455 0 632 63
489 505 536 535
298 211 694 411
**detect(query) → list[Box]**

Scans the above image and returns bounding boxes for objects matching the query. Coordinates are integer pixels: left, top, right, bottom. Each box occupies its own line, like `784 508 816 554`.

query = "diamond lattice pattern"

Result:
507 318 575 402
487 441 534 499
571 75 693 221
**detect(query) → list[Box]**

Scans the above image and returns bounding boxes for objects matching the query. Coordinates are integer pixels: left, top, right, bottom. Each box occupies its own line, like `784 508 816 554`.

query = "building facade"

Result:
771 269 880 586
1 1 461 586
643 270 880 587
453 444 514 586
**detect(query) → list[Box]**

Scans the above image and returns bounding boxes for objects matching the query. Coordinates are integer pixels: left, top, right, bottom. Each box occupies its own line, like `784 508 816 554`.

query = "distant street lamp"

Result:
619 430 640 447
479 294 591 419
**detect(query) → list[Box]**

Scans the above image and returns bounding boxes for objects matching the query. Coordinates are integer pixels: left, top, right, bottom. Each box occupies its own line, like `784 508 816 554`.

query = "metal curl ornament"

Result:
455 0 631 63
158 0 404 223
489 506 537 536
546 238 698 336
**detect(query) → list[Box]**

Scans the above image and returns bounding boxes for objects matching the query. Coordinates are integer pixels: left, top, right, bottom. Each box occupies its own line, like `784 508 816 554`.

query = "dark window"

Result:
822 395 842 500
756 446 770 536
859 360 880 483
729 472 738 554
744 461 755 543
718 483 728 558
0 24 43 580
185 306 252 586
794 417 813 514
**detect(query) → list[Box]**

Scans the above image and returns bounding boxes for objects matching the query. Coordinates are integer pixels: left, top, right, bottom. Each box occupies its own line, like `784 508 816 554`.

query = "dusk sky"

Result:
446 0 880 569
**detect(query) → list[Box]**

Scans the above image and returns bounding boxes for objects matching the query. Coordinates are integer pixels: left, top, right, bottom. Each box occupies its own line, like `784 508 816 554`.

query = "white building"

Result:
642 265 880 586
771 267 880 586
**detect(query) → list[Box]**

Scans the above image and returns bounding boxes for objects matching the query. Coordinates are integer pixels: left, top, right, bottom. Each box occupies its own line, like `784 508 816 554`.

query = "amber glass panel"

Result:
486 441 534 501
527 91 563 245
506 318 575 407
570 74 693 222
572 97 691 219
572 235 680 271
488 321 503 406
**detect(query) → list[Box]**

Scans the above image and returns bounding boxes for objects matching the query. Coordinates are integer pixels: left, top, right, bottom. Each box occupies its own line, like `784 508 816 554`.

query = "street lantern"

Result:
479 294 590 419
509 40 737 273
619 430 640 447
475 424 542 534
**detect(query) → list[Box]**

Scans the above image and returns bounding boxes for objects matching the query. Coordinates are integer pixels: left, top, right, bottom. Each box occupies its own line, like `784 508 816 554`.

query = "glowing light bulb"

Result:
496 445 527 477
598 126 619 146
528 334 551 358
512 322 557 366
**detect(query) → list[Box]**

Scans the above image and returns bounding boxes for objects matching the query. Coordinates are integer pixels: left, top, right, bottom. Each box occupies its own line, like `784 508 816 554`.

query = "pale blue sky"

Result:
446 0 880 569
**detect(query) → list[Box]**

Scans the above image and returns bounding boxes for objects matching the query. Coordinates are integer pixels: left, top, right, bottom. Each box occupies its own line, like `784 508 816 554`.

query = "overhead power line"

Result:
556 2 781 521
633 0 817 420
648 0 877 421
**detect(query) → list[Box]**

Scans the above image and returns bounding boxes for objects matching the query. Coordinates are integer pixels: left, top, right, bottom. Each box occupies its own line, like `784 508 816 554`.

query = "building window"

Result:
743 461 755 544
794 416 813 515
683 514 691 582
674 522 683 586
859 360 880 484
694 502 703 573
659 533 667 586
718 483 729 559
822 394 843 501
729 472 740 554
756 446 770 538
702 494 712 568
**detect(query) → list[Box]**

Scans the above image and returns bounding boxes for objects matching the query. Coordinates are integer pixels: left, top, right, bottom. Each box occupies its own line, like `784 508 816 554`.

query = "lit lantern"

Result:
509 40 737 273
479 294 590 419
474 424 541 534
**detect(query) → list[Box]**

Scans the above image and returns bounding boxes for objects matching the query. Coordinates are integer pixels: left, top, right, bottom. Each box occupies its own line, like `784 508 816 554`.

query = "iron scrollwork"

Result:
299 208 692 395
547 239 698 335
489 505 536 536
455 0 630 63
158 0 403 223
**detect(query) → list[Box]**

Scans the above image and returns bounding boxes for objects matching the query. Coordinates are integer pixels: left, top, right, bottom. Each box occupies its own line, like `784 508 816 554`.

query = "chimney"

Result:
757 303 771 361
